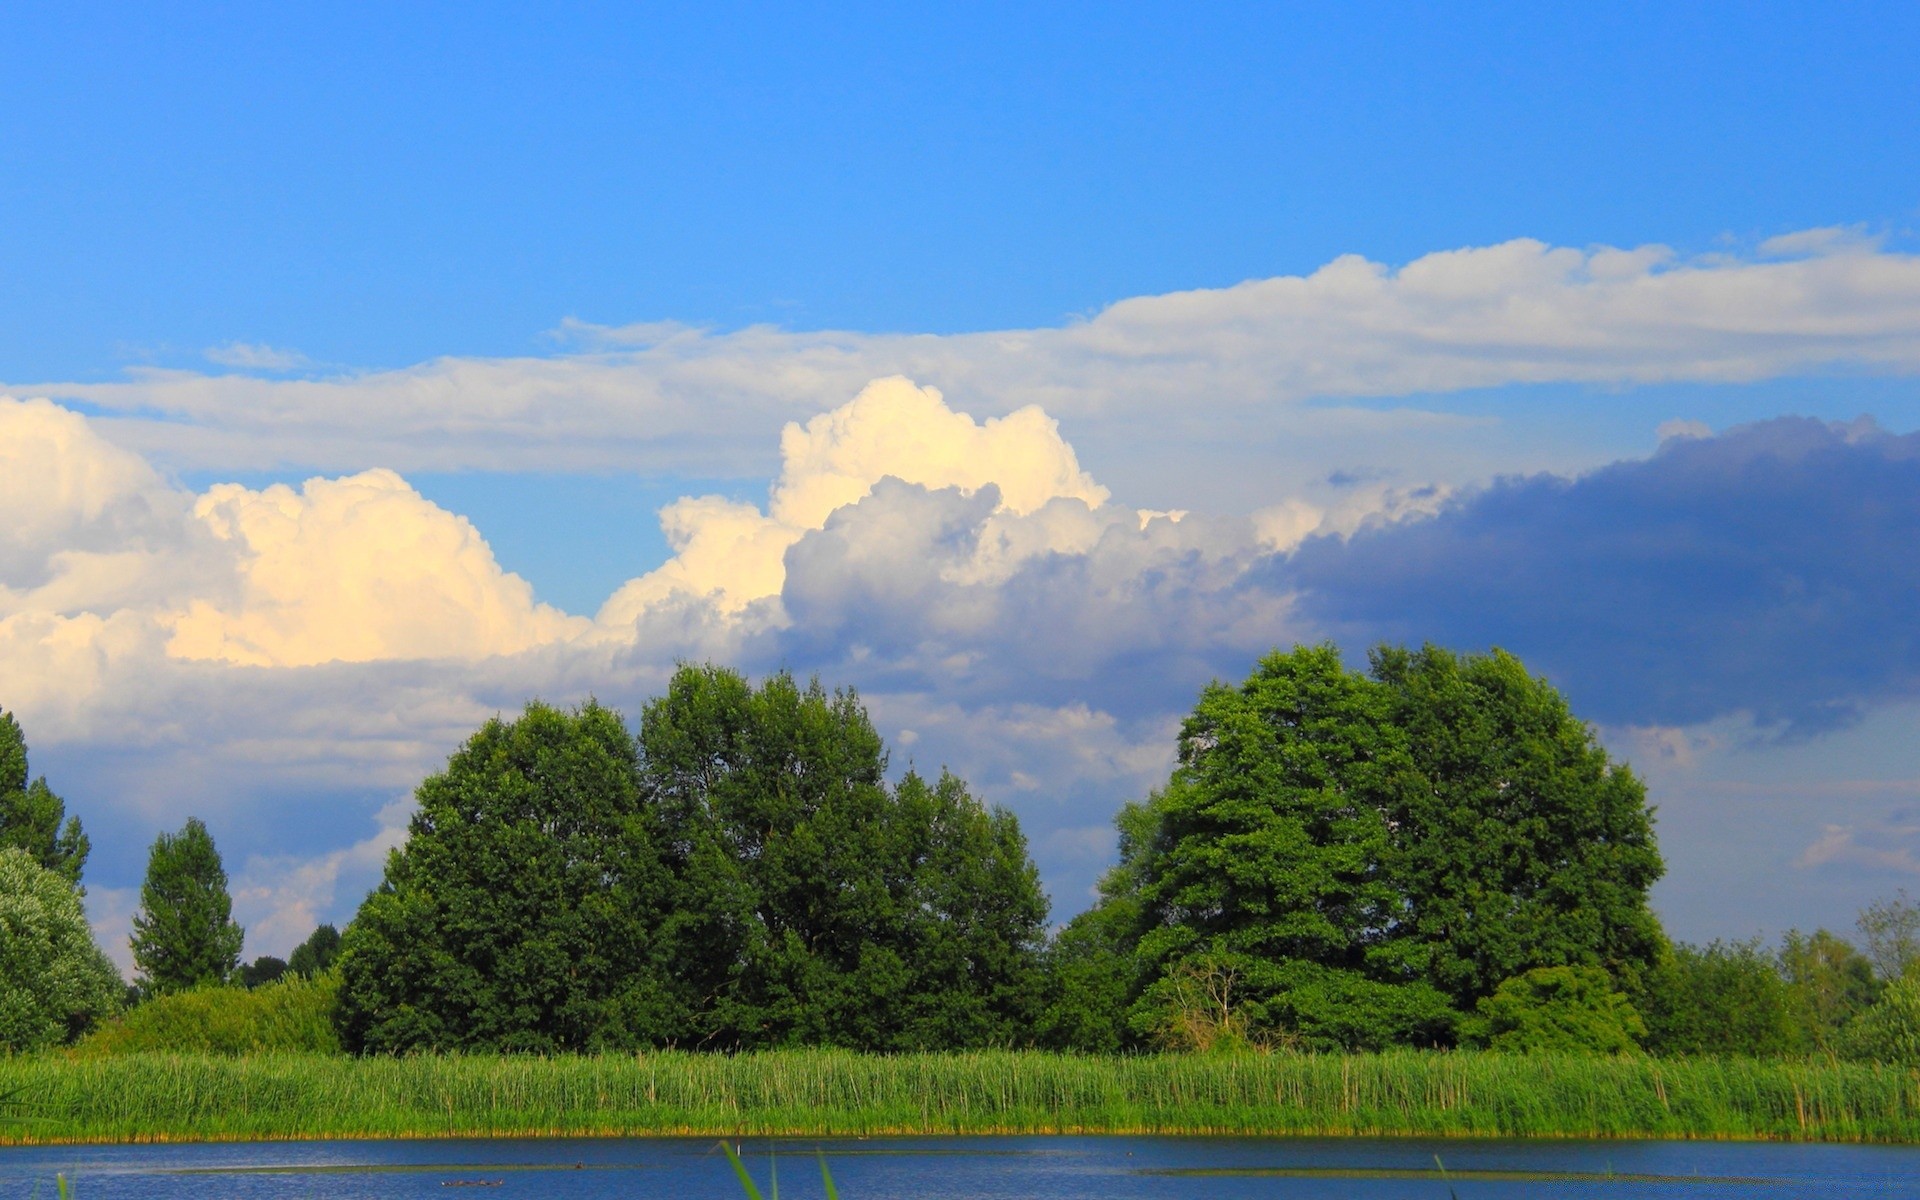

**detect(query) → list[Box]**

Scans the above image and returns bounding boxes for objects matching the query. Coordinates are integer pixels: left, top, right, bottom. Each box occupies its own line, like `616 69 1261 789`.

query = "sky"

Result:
4 2 1920 971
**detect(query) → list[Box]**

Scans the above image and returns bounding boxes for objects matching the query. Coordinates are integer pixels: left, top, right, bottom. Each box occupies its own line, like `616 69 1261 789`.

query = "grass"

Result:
0 1049 1916 1145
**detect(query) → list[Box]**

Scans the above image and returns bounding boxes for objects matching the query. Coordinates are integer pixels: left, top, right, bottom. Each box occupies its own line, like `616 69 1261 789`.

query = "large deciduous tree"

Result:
1370 645 1666 1007
0 848 121 1051
336 669 1049 1053
336 700 667 1053
1097 643 1665 1050
633 666 1047 1049
130 818 245 995
0 709 89 889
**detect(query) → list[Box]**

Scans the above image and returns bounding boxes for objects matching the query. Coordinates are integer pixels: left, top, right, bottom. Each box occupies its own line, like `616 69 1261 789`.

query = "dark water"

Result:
4 1135 1919 1199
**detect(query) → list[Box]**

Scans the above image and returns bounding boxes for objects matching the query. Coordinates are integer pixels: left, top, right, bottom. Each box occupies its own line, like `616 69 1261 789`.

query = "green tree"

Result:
1857 891 1920 982
1037 900 1139 1052
1461 965 1645 1054
0 847 121 1051
1779 929 1880 1052
633 666 1048 1049
129 818 245 996
336 700 668 1053
1104 643 1665 1051
1120 645 1457 1050
1639 939 1797 1057
1370 646 1666 1008
0 708 89 888
286 923 341 977
1842 970 1920 1067
238 955 288 988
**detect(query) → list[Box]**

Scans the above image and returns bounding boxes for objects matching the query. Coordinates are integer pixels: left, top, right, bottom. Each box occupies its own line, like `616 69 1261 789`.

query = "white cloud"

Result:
13 231 1920 479
597 376 1111 622
169 470 586 667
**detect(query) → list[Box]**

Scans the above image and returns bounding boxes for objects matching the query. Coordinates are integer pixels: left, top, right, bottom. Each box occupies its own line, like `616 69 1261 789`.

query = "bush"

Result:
74 972 342 1056
1842 972 1920 1067
1461 966 1645 1054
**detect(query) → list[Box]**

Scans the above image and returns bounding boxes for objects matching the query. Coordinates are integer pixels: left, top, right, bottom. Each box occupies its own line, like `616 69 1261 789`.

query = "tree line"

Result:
3 648 1919 1062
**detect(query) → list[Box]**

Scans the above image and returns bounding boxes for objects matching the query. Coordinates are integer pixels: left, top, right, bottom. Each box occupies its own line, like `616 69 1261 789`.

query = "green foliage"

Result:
0 709 89 889
0 848 121 1052
1857 890 1920 982
1841 970 1920 1067
286 923 341 977
1460 966 1645 1054
1779 929 1880 1052
1640 939 1798 1057
337 699 662 1054
1369 645 1667 1006
129 818 244 996
239 956 288 988
75 973 342 1056
1036 901 1138 1052
337 670 1048 1053
1108 644 1663 1051
629 666 1047 1050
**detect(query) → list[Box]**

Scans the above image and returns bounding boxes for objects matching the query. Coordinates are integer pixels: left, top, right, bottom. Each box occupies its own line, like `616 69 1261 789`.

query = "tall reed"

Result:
0 1050 1915 1144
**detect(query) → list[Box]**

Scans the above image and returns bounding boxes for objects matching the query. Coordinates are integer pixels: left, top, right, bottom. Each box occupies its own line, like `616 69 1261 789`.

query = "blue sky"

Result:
4 3 1920 966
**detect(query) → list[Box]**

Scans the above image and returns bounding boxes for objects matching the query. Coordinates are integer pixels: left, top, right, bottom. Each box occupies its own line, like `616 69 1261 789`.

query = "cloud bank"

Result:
14 231 1920 477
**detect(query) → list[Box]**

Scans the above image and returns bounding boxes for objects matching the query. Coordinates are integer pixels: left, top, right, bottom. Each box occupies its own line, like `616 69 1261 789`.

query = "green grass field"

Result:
1 1049 1916 1145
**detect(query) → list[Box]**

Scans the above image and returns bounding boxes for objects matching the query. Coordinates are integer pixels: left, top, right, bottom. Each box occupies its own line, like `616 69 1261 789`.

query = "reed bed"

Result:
0 1050 1915 1145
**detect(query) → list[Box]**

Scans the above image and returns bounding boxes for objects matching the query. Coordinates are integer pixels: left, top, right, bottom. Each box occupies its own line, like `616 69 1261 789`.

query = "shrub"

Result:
1461 965 1644 1054
74 972 342 1056
1842 972 1920 1067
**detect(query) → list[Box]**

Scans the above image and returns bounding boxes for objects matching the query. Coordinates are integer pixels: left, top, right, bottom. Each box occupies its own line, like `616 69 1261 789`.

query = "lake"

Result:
4 1135 1919 1198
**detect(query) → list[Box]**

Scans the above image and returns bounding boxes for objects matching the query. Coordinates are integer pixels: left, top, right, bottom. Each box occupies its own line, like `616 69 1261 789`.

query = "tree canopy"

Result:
1086 643 1665 1050
0 847 121 1051
337 668 1048 1053
130 817 245 995
0 708 89 888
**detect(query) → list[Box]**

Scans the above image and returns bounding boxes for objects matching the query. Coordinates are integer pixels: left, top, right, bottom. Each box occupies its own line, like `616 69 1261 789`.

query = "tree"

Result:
1103 643 1666 1051
0 709 89 888
1119 645 1457 1050
1639 939 1797 1057
1779 929 1880 1052
1857 891 1920 982
129 818 245 996
1843 971 1920 1067
239 956 288 988
633 666 1048 1049
337 672 1050 1054
1461 966 1645 1054
1370 645 1666 1007
0 848 121 1051
336 700 667 1054
287 923 341 977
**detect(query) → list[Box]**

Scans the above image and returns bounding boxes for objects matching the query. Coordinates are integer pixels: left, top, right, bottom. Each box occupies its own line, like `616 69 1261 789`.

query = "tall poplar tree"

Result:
130 818 245 995
0 709 89 889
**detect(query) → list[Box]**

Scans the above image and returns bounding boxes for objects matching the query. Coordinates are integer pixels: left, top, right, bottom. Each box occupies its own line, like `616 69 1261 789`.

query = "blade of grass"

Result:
818 1151 840 1200
720 1141 764 1200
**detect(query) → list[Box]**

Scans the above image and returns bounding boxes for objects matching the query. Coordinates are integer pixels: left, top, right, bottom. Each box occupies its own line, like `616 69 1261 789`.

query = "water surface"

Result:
4 1135 1918 1198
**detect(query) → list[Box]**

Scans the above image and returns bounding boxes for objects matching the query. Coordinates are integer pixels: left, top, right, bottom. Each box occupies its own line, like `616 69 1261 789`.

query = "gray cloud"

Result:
1284 416 1920 733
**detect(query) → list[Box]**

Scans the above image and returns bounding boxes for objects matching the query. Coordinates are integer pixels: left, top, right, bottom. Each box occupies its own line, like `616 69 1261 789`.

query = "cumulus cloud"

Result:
1284 415 1920 733
169 470 586 667
597 376 1110 621
13 231 1920 477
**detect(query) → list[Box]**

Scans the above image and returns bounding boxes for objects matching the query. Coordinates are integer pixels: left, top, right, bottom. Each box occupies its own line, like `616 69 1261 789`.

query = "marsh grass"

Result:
0 1049 1915 1144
